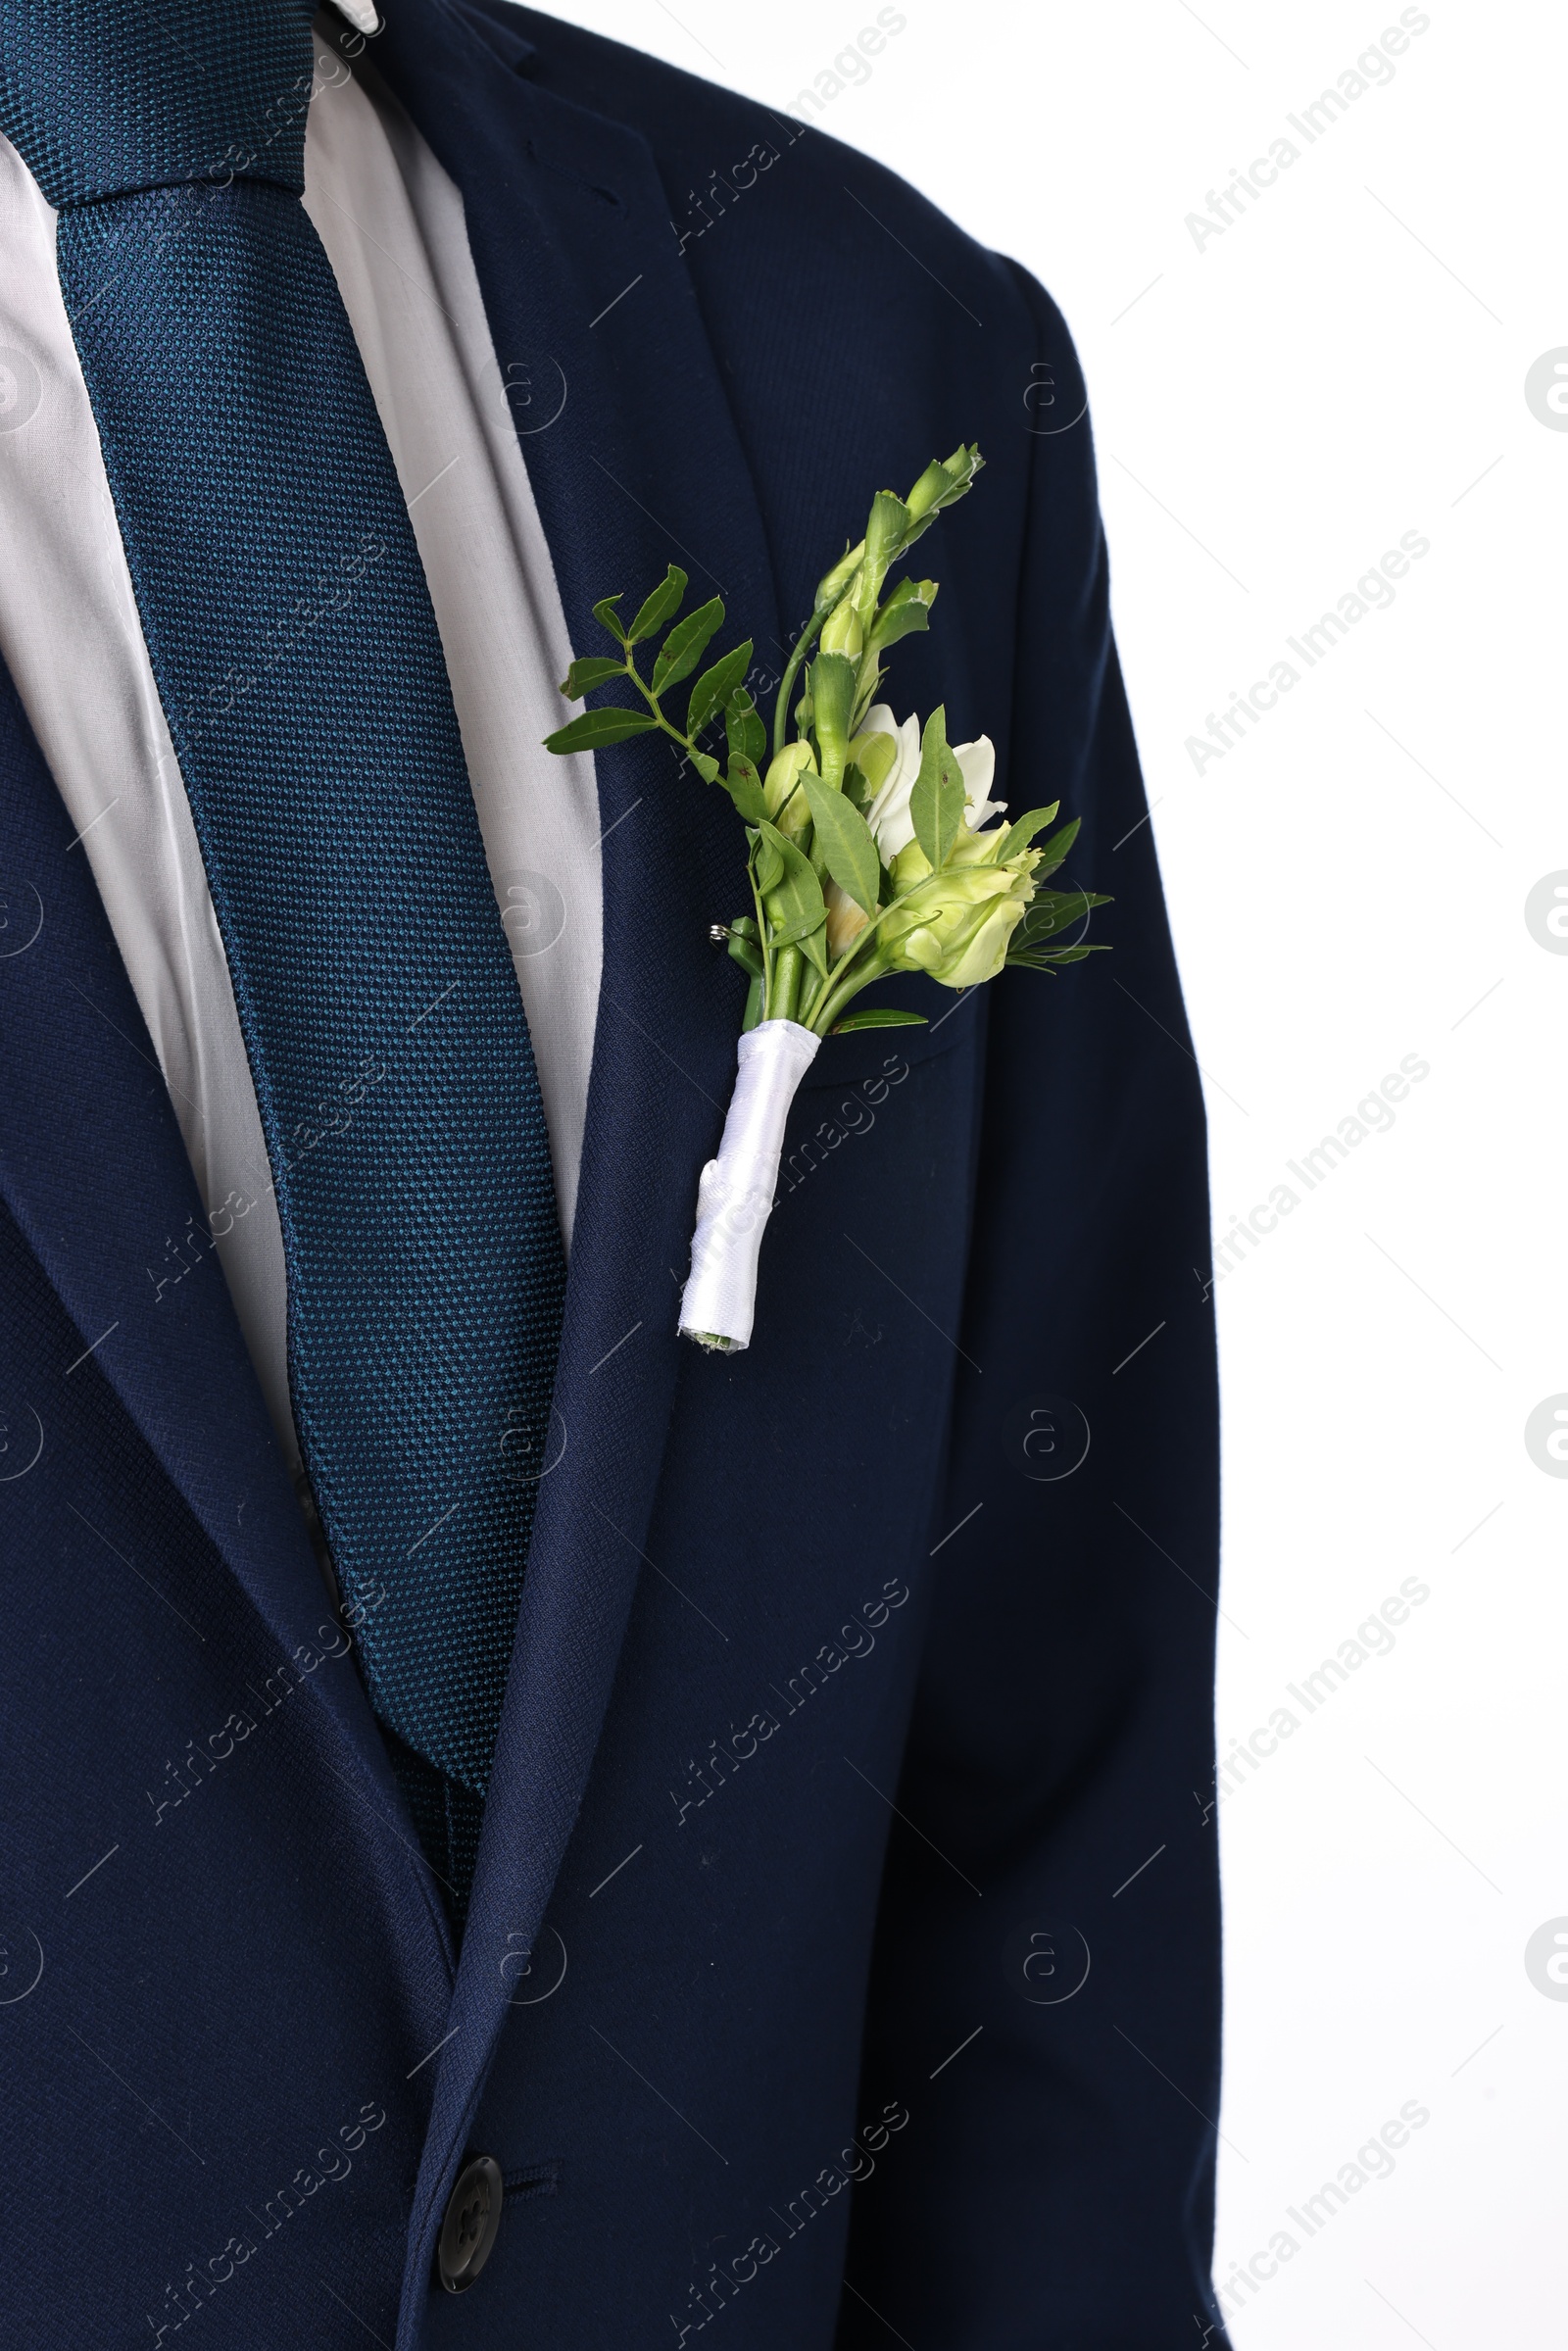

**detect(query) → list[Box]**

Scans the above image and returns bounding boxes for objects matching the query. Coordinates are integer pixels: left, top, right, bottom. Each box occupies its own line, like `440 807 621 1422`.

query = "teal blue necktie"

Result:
0 1 566 1911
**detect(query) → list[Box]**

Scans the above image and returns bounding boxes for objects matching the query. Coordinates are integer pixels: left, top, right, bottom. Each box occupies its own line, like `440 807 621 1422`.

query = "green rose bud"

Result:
878 855 1038 989
813 538 865 613
763 740 815 842
806 652 859 792
903 444 984 542
853 491 913 625
818 595 864 659
904 459 952 525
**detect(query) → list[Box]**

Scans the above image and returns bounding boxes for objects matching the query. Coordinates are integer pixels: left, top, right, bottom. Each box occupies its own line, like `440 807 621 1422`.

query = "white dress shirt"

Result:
0 36 602 1472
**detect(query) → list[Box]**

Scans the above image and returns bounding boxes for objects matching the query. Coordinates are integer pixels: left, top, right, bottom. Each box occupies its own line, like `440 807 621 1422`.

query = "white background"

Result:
520 1 1564 2337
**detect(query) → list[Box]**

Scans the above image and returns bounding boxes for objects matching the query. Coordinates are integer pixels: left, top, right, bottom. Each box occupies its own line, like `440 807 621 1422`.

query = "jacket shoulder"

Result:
458 0 1052 347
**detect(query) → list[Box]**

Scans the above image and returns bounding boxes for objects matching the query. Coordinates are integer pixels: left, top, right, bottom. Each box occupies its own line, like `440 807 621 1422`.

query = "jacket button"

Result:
437 2153 505 2293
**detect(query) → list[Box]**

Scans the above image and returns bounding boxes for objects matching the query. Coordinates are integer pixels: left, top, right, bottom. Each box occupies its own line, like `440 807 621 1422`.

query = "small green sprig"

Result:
543 563 765 803
544 444 1109 1035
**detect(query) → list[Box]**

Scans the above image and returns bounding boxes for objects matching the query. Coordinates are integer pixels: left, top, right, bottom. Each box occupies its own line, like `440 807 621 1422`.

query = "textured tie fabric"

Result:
0 1 566 1911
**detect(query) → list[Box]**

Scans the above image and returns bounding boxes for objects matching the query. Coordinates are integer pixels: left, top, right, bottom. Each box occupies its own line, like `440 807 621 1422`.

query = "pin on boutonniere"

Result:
545 444 1109 1350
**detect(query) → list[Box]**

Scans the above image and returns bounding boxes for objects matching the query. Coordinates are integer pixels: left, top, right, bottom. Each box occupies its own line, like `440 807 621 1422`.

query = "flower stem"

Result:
808 950 892 1037
772 609 828 759
748 858 772 1013
619 652 712 771
769 944 804 1023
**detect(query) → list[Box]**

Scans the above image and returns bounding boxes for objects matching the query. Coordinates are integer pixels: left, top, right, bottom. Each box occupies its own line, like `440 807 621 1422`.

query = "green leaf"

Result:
757 818 826 949
752 828 784 897
1029 817 1081 879
1011 886 1112 947
592 594 627 643
831 1007 929 1033
908 706 965 871
686 639 753 739
559 655 627 700
843 761 872 815
691 751 721 784
803 777 879 914
994 802 1061 863
722 757 767 824
867 577 937 656
1013 896 1076 945
726 688 767 770
627 565 687 644
543 708 659 755
1007 940 1110 969
652 597 725 696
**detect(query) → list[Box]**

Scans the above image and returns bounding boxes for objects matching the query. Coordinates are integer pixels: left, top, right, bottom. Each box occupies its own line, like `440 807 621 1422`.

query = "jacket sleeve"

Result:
840 265 1228 2349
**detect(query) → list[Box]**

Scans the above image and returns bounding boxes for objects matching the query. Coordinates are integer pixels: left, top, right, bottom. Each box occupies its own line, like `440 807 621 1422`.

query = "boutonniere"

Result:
545 444 1108 1350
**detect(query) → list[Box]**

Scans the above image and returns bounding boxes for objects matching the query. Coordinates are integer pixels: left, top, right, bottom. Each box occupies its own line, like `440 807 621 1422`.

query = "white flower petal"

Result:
864 710 922 864
954 735 995 801
823 878 870 957
954 735 1005 831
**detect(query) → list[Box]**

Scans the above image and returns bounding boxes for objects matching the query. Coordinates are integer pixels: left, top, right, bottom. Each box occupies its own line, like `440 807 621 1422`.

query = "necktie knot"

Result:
0 0 318 210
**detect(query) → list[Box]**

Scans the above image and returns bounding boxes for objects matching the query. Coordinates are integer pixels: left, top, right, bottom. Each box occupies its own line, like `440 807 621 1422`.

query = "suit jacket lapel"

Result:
0 660 454 1986
370 0 784 2310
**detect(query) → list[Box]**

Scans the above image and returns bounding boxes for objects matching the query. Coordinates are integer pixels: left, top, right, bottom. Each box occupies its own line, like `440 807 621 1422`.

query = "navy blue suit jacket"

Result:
0 4 1224 2343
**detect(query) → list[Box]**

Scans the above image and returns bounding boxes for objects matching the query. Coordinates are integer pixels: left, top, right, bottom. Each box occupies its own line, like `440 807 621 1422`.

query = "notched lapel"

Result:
372 0 786 2315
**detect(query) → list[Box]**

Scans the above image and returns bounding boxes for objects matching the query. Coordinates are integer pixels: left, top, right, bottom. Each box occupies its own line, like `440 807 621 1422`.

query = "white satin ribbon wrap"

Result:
679 1018 822 1350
